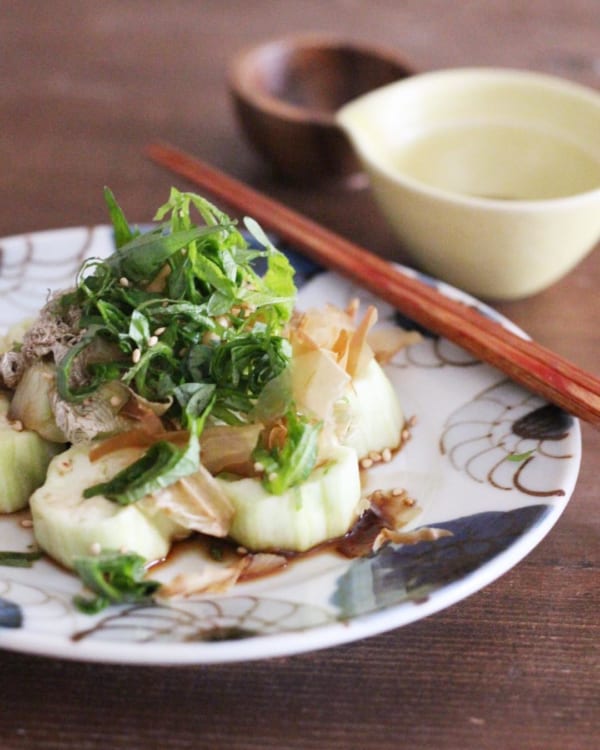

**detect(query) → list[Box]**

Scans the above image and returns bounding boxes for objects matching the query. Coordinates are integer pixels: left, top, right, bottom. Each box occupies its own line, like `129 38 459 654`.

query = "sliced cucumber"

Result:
30 444 185 569
0 394 61 513
219 445 362 552
340 358 404 458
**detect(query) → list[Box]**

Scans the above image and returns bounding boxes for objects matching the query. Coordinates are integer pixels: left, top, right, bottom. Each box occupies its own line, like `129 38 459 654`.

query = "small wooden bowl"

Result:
228 35 415 183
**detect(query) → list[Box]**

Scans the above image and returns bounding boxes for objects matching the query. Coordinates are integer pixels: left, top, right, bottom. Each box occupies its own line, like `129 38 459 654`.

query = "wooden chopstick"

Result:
146 141 600 427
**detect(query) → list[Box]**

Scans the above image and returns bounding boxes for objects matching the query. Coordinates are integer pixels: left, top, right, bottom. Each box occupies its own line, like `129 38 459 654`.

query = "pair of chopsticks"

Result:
146 142 600 428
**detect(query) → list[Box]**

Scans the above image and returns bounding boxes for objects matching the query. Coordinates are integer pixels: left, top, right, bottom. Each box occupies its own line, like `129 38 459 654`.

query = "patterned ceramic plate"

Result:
0 227 581 664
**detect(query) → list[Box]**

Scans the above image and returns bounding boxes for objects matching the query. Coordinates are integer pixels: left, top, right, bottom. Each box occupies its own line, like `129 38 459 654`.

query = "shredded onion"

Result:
158 559 247 597
200 423 263 475
89 428 188 462
142 464 234 537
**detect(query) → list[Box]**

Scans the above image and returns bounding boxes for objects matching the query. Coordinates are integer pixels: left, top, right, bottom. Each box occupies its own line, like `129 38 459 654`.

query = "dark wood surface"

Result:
1 2 598 749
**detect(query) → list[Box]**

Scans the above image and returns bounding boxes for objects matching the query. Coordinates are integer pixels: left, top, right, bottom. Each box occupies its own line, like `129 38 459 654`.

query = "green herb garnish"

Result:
0 550 43 568
507 449 536 462
73 551 160 614
54 187 297 504
56 188 295 419
253 408 322 495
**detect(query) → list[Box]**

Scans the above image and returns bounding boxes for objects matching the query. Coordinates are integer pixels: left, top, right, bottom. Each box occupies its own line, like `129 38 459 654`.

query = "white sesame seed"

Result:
109 395 121 407
253 461 265 473
268 472 278 481
148 335 158 347
20 519 34 528
132 348 141 364
154 326 166 336
360 457 373 469
382 448 392 462
202 331 220 345
391 488 405 497
89 542 102 555
119 277 130 287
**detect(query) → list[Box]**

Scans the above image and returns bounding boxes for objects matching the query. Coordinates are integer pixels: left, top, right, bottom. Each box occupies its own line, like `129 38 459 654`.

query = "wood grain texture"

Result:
1 2 599 749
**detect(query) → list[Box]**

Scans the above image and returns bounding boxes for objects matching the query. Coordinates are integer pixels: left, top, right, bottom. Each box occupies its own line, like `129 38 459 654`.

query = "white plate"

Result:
0 226 581 664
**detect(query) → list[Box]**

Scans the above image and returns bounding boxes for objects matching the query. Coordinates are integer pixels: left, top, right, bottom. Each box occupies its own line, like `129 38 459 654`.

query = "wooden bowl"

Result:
228 35 415 183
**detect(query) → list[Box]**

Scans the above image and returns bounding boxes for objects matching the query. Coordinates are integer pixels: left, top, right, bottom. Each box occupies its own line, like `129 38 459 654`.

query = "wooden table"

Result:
1 2 598 748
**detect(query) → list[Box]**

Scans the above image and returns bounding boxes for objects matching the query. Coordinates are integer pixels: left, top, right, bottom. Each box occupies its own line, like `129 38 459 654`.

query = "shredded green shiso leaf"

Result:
57 187 296 424
0 550 43 568
73 551 160 614
252 409 323 495
51 187 310 505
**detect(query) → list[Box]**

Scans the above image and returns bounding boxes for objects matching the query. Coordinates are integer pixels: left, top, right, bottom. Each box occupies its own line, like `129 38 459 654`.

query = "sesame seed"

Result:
109 395 121 407
382 448 392 462
391 488 405 497
369 451 382 462
202 331 220 345
148 335 158 347
360 458 373 469
154 326 166 336
89 542 102 555
10 419 23 432
253 461 265 473
132 348 141 364
20 519 34 528
268 472 278 481
216 316 230 328
119 277 130 287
